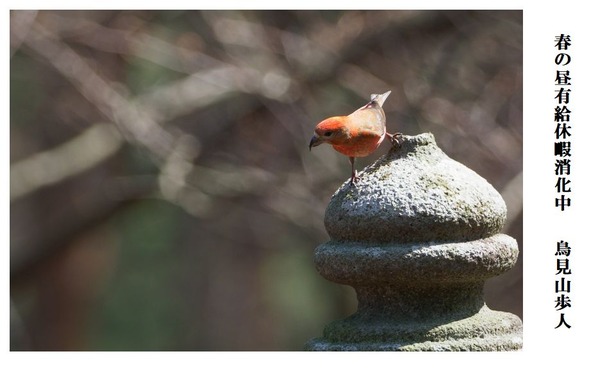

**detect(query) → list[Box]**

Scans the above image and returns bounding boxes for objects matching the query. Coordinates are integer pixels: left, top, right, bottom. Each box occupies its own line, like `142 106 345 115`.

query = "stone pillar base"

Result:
306 133 523 351
306 306 522 351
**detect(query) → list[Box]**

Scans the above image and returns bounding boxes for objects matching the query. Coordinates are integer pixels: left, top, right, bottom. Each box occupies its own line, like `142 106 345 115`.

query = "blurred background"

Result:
10 10 522 350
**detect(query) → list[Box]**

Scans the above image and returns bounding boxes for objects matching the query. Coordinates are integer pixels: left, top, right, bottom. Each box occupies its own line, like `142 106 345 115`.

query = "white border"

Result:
5 2 600 389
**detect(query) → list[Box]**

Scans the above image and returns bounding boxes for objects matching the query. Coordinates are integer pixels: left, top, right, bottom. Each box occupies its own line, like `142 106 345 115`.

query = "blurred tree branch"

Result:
10 10 38 57
22 21 178 160
10 123 122 200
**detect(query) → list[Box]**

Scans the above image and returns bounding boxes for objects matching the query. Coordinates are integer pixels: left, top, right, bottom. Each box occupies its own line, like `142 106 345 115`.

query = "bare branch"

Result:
10 11 38 57
23 21 176 161
10 124 123 200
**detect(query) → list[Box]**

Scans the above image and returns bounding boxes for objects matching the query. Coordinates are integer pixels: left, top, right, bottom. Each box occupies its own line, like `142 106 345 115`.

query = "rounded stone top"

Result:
324 133 507 244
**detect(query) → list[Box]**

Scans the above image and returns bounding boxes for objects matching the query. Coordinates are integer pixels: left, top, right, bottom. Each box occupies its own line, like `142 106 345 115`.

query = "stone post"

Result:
305 133 522 351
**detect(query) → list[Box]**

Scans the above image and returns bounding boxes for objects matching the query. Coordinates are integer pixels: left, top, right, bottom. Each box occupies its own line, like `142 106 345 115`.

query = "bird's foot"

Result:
386 132 404 148
350 170 360 186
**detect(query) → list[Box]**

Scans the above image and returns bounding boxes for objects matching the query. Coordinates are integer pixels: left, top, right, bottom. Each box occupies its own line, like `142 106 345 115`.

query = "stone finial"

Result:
305 133 522 351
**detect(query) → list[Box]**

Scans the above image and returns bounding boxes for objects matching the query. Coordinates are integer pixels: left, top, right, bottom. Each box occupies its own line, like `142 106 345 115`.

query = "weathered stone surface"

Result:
306 133 523 351
306 306 523 351
314 234 518 285
324 133 507 244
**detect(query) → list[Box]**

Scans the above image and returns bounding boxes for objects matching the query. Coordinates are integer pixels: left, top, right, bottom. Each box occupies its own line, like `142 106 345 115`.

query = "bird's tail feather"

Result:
370 90 391 107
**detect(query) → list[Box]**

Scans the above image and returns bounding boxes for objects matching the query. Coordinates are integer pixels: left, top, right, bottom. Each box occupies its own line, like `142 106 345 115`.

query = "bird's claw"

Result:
350 170 360 186
387 132 404 148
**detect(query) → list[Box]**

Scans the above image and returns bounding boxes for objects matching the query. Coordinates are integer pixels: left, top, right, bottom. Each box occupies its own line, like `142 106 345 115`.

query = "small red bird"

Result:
309 91 399 184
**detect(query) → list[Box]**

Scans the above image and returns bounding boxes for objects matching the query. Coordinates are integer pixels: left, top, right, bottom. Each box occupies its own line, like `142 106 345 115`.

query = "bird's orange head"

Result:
309 116 349 151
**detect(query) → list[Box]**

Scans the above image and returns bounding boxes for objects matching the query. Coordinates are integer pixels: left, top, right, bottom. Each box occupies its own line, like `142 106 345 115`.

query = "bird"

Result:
309 91 400 185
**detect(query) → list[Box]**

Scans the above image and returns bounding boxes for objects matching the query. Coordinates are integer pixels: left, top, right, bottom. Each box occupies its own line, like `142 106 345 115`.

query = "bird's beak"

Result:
309 135 322 151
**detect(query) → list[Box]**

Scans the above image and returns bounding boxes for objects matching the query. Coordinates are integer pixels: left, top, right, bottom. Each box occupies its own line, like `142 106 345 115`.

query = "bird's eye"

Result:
324 131 333 137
